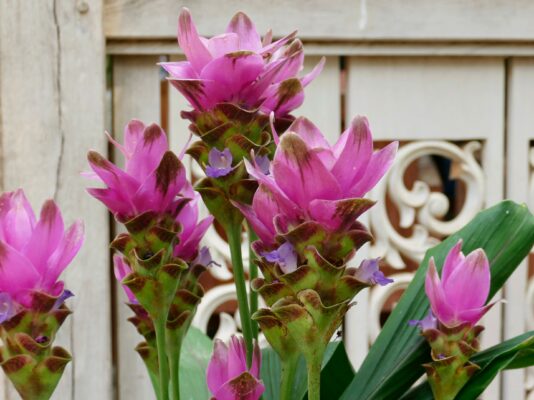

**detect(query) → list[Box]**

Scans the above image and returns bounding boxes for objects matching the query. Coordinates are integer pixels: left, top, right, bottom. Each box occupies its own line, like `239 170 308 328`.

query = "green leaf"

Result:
261 340 354 400
401 331 534 399
340 201 534 400
179 327 212 400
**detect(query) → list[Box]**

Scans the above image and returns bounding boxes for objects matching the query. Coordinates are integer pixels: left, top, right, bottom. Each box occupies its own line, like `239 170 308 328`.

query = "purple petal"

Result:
53 289 74 310
253 154 270 175
168 79 212 111
208 148 233 171
192 246 220 268
261 242 297 274
0 292 15 323
207 339 229 395
177 8 212 71
354 258 393 286
226 12 262 52
260 31 297 56
231 201 277 246
409 310 437 332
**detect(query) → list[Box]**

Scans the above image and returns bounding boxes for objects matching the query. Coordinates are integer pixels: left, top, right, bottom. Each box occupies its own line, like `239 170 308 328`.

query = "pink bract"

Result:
0 189 84 308
87 120 187 222
234 116 398 246
207 336 264 400
161 8 323 116
425 240 494 328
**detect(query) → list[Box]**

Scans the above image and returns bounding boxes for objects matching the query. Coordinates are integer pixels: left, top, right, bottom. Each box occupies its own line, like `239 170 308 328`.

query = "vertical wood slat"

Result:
112 56 161 400
344 57 505 398
0 1 112 399
503 58 534 400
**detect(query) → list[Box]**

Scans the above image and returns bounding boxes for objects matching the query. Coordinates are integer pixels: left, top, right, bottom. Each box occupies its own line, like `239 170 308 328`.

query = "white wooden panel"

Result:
503 58 534 400
295 56 341 142
346 57 504 141
168 55 193 176
345 56 505 399
112 56 161 400
104 0 534 41
0 1 112 399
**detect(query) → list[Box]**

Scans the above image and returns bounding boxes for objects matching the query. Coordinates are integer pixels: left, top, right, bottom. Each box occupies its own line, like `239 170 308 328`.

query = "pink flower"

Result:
87 120 186 222
173 185 214 262
234 116 398 246
207 336 264 400
161 8 323 116
0 189 84 308
113 255 137 304
425 240 494 328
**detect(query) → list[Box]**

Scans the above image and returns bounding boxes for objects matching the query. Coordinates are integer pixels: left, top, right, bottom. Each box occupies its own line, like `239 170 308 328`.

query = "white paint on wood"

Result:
104 0 534 41
0 1 112 399
502 58 534 400
345 56 505 399
112 55 161 400
295 56 341 142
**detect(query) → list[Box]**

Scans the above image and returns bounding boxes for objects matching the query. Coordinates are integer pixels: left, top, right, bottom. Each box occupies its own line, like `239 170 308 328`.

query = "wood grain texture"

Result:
104 0 534 41
112 55 161 400
0 1 112 399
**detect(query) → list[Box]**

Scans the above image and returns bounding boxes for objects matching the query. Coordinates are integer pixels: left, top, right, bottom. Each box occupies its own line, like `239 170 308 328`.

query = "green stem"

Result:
226 222 254 368
168 335 181 400
280 354 299 400
247 223 259 339
155 318 170 400
307 354 323 400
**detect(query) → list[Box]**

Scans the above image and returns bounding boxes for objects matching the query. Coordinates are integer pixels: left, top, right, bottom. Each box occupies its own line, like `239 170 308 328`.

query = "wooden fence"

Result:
1 1 534 399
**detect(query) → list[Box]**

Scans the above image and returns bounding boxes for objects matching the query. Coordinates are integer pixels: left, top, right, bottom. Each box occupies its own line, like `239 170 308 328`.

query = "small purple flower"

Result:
354 258 393 286
0 292 14 324
53 289 74 310
254 154 270 175
206 148 234 178
193 246 220 268
409 310 438 332
262 242 297 274
35 335 49 344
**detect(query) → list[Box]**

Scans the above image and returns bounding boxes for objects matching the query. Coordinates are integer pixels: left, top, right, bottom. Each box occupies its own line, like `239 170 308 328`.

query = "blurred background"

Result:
1 1 534 399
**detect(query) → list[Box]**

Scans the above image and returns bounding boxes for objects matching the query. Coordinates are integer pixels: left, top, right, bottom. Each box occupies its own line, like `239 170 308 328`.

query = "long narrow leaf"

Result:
341 201 534 400
402 331 534 399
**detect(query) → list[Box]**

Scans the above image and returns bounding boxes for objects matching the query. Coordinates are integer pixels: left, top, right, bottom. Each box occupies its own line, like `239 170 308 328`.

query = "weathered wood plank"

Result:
112 55 161 400
0 1 112 399
104 0 534 41
502 58 534 400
